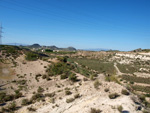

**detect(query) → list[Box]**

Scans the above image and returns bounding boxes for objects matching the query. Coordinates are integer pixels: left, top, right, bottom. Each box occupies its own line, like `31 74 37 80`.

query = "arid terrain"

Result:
0 45 150 113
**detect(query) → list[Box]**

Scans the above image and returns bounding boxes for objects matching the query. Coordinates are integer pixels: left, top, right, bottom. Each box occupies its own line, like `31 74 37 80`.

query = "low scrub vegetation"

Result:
70 58 116 75
69 73 78 82
31 93 44 103
46 61 74 76
45 92 55 98
66 98 75 103
65 90 72 95
117 63 138 74
21 99 31 105
46 56 90 81
0 91 22 104
104 88 109 92
37 87 44 93
122 75 150 84
25 52 39 61
94 80 101 89
117 105 123 113
90 108 102 113
105 75 120 84
132 85 150 93
109 93 120 99
121 89 130 95
74 93 80 99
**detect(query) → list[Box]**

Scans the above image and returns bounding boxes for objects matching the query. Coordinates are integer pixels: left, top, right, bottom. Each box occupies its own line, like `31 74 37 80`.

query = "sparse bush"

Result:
27 107 36 111
31 93 44 102
4 95 14 101
14 90 23 99
46 76 51 81
90 75 95 80
83 77 88 81
90 108 102 113
17 80 27 85
37 87 44 93
109 93 120 99
7 101 17 111
121 89 130 95
104 88 109 92
65 87 70 90
94 80 101 89
35 74 41 82
45 92 55 98
138 95 146 102
105 75 120 84
0 92 6 103
69 73 77 82
65 90 72 95
74 93 80 99
117 105 123 113
60 74 68 79
21 99 30 105
42 74 47 79
57 56 68 63
66 98 75 103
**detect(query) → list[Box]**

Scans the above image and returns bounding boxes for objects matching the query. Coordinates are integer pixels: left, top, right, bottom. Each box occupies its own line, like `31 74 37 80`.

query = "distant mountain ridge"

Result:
29 44 76 51
4 43 76 51
80 48 110 51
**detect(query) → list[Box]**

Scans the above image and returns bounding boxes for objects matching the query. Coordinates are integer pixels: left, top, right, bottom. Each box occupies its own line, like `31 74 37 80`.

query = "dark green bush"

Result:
0 92 6 103
4 95 14 101
65 90 72 95
69 73 77 82
31 93 44 102
42 74 47 79
121 89 130 95
60 74 68 79
57 56 68 62
27 107 36 111
90 108 102 113
104 88 109 92
66 98 74 103
37 87 44 93
109 93 120 99
45 92 55 98
7 101 17 111
74 93 80 99
117 105 123 113
14 90 23 99
21 99 30 105
17 80 27 85
26 52 39 61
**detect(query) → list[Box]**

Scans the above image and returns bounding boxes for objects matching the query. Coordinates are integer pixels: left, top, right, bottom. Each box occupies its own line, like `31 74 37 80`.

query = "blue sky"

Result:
0 0 150 51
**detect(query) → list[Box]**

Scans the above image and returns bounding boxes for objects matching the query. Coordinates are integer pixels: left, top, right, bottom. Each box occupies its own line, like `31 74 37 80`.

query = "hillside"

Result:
0 45 150 113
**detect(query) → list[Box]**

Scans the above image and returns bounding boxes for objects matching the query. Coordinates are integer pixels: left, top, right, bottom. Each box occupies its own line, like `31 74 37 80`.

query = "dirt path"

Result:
114 63 122 75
